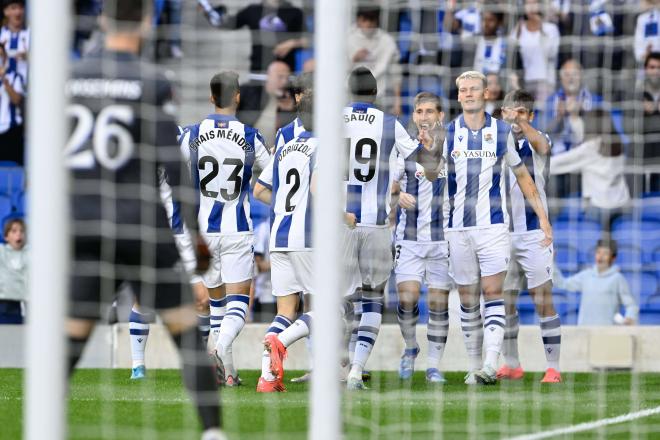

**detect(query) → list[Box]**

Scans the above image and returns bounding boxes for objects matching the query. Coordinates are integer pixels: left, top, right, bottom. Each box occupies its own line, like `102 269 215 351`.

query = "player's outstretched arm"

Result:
512 163 552 247
253 182 272 204
510 109 551 155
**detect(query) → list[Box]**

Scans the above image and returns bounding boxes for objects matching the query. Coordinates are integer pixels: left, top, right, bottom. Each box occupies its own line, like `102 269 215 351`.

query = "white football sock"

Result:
279 312 313 348
483 299 506 370
261 314 292 380
129 307 149 369
427 309 449 370
540 314 561 371
352 294 383 370
215 294 249 378
209 297 226 341
397 303 419 350
460 303 483 371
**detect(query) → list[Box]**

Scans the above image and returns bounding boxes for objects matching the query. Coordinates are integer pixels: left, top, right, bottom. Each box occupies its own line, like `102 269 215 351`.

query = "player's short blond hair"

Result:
455 71 487 89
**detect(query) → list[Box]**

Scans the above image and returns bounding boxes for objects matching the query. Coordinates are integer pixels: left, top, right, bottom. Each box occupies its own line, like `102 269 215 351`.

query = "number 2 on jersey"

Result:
345 137 377 183
285 168 301 212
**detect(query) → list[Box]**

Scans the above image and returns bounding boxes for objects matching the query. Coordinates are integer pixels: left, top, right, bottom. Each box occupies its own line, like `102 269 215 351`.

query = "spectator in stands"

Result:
485 72 505 116
0 0 28 83
473 10 506 74
237 60 295 146
509 0 560 102
347 6 402 115
451 1 482 40
0 42 24 165
198 0 305 73
0 218 26 324
641 52 660 162
554 239 638 326
541 59 627 155
634 0 660 65
549 116 630 226
154 0 184 59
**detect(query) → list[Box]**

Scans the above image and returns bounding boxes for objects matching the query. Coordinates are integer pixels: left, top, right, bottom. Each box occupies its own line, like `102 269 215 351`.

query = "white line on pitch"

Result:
507 405 660 440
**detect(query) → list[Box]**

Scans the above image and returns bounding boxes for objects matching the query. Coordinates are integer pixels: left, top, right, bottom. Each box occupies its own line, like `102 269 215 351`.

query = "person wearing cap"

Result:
553 239 638 326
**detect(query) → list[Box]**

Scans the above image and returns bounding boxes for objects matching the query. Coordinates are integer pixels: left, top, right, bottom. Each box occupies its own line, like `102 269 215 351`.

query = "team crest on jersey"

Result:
484 133 493 143
216 120 229 129
451 150 461 159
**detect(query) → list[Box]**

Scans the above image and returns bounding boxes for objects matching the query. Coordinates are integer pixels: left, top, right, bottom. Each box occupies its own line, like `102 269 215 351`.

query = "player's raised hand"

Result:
417 128 433 150
398 192 416 209
344 212 358 229
540 219 553 247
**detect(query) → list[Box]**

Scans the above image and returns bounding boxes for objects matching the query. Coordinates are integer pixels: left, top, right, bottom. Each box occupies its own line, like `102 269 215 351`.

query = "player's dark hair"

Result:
293 72 314 96
356 6 380 23
597 238 618 257
102 0 151 31
298 90 314 132
3 217 24 238
503 89 535 113
348 67 378 101
210 71 240 108
645 52 660 68
414 92 442 113
3 0 25 8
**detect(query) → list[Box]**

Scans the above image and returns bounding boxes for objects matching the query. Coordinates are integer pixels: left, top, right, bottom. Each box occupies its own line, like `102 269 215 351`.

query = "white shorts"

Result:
270 251 314 297
503 230 554 291
342 226 393 289
394 240 452 290
202 234 254 287
446 224 511 286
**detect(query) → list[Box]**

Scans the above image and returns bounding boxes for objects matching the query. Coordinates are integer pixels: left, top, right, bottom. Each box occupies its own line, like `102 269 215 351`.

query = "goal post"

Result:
310 0 348 439
24 1 72 440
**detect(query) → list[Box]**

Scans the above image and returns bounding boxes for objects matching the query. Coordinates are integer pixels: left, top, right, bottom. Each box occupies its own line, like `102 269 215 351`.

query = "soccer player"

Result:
443 71 552 385
179 71 271 386
498 89 562 383
128 169 216 381
252 90 323 392
65 1 223 438
394 92 451 383
343 67 441 390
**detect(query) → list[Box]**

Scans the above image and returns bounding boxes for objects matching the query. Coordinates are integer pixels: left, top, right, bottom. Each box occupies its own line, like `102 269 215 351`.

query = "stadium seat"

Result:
555 243 580 273
639 294 660 325
553 288 580 325
516 290 537 324
641 197 660 222
614 245 643 271
621 271 658 305
12 190 24 213
0 166 24 199
0 194 12 225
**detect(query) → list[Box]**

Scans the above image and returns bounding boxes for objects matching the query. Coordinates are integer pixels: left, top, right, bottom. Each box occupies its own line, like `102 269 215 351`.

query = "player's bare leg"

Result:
396 280 421 379
257 293 300 392
457 283 483 384
161 304 221 433
530 281 562 382
213 280 250 385
426 288 450 383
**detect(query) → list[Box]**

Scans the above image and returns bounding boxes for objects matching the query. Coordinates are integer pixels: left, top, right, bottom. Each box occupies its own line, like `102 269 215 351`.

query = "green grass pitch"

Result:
2 369 660 439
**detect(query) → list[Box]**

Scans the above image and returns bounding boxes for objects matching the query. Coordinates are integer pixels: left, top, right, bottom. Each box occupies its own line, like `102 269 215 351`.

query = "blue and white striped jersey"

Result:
443 113 522 230
343 102 422 227
474 36 507 74
180 114 270 235
275 116 305 150
395 154 447 242
0 26 29 81
507 132 551 233
258 131 317 252
0 69 24 133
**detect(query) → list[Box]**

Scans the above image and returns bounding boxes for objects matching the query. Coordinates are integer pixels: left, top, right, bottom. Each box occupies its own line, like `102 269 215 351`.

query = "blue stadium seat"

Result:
516 290 537 324
639 294 660 324
555 243 580 272
621 271 658 304
0 166 24 198
614 245 643 271
12 190 24 213
553 288 580 325
0 195 12 228
641 197 660 222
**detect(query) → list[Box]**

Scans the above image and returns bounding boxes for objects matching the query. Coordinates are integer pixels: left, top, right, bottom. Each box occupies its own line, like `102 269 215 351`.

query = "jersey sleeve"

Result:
504 132 523 168
254 131 271 170
394 153 405 182
257 155 275 190
394 119 423 160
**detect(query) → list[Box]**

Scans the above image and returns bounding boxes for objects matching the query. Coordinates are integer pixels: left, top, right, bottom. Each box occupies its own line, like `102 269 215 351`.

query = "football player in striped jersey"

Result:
393 92 451 383
499 89 562 383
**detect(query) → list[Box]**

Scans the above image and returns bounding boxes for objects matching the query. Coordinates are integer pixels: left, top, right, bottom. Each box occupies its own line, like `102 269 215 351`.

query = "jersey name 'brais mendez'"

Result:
507 132 550 233
443 113 522 230
343 102 422 227
181 114 270 235
258 132 317 251
395 156 447 242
